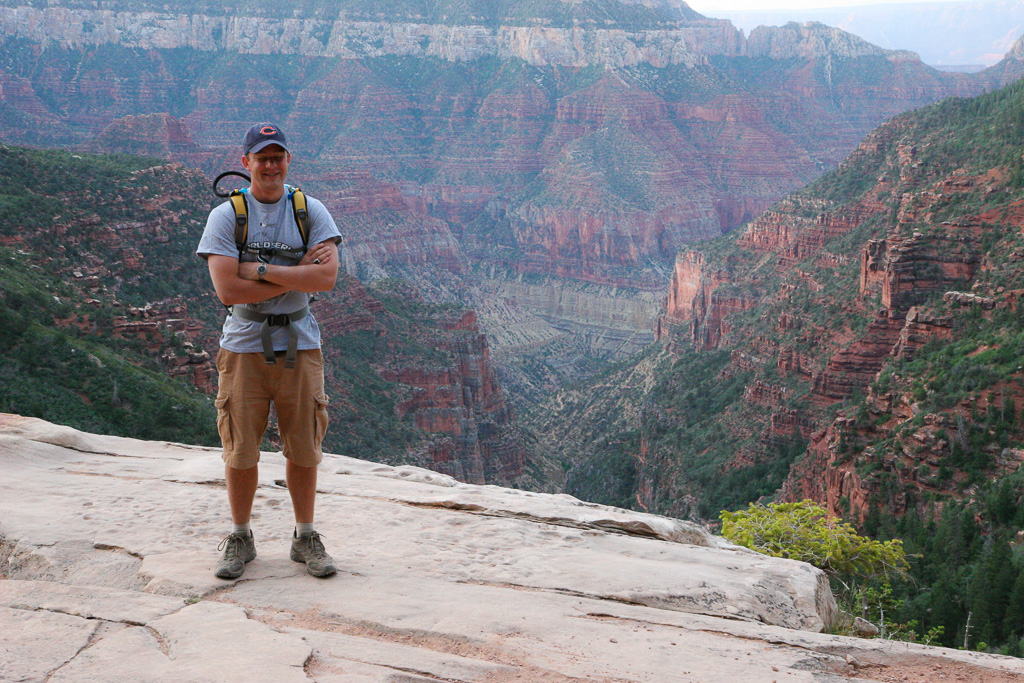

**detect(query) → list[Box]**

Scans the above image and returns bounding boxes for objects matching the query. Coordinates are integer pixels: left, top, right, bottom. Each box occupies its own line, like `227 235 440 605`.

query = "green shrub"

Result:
720 499 909 579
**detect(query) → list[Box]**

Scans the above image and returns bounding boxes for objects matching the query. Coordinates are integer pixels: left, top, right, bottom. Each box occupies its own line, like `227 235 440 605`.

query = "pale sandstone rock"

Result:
0 581 181 623
0 605 97 682
2 414 1023 681
1008 33 1024 61
746 21 918 61
37 602 311 683
4 6 936 70
481 276 662 357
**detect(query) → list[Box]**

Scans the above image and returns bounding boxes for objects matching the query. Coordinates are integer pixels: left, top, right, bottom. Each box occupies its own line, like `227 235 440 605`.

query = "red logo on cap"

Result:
260 126 277 135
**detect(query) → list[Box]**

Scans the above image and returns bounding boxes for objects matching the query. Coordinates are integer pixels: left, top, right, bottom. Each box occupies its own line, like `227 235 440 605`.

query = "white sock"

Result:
296 522 315 537
233 522 251 537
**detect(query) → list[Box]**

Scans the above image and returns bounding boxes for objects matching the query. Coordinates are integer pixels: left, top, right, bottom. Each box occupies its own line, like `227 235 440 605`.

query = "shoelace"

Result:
300 531 328 555
217 533 246 557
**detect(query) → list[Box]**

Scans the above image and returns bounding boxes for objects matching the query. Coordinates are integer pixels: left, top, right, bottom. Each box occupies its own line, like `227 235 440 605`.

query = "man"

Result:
197 123 342 579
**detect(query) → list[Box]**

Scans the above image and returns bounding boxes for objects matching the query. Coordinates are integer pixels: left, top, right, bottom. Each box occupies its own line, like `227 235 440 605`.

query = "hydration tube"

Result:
212 170 251 197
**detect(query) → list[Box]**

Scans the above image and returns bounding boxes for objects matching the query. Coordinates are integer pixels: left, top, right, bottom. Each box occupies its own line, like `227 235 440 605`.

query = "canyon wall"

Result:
0 6 741 66
1 2 1015 346
0 146 537 489
4 1 1023 489
644 75 1024 522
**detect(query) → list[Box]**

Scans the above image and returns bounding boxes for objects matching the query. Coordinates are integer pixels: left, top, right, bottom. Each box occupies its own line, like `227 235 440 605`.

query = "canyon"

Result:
2 0 1021 408
4 0 1024 517
525 71 1024 651
5 0 1024 655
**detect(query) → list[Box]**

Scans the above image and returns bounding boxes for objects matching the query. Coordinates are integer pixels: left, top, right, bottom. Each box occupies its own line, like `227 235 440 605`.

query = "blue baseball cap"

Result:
243 123 289 155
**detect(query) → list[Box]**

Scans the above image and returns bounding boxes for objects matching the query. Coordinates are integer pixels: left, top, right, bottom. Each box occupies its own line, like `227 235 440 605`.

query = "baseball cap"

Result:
243 123 289 155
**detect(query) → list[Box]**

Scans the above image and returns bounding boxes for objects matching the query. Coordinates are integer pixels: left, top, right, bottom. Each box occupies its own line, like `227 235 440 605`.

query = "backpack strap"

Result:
289 187 310 249
229 186 310 257
229 304 311 368
229 190 249 257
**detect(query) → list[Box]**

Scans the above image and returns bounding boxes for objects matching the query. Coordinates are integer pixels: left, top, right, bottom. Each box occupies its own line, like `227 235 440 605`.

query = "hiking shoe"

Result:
215 530 256 579
290 531 337 577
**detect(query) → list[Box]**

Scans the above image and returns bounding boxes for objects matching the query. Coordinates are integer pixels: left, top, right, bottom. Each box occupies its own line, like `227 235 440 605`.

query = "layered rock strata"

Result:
2 3 1018 408
655 125 1024 519
0 7 742 66
313 277 529 486
484 276 662 352
657 250 759 351
1 1 1014 295
379 309 519 484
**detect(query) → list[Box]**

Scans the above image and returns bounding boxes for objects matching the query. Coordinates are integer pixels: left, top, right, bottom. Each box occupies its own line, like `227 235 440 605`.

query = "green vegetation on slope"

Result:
859 477 1024 652
0 143 544 488
0 246 220 444
317 281 462 462
722 500 908 579
0 144 222 443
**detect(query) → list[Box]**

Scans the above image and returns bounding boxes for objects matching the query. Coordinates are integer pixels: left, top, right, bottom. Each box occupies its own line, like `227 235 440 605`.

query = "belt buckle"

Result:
267 313 291 327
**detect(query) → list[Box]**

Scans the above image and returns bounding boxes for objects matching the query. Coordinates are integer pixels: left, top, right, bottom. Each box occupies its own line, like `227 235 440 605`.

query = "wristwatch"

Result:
256 263 268 281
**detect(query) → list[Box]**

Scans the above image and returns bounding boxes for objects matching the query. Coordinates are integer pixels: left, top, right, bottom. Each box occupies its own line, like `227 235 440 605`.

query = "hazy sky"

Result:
686 0 967 10
681 0 1019 66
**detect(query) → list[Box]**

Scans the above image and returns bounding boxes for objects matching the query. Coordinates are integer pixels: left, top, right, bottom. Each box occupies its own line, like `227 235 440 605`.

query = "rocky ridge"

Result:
0 6 739 67
654 109 1024 518
0 5 946 67
4 414 1024 682
746 21 919 61
315 277 535 486
538 66 1024 516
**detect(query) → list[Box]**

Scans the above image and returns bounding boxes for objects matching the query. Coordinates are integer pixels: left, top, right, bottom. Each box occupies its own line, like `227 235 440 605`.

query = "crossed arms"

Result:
207 240 339 306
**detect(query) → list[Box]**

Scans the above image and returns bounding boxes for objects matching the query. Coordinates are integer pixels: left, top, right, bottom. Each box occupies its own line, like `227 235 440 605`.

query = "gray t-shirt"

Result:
196 187 342 354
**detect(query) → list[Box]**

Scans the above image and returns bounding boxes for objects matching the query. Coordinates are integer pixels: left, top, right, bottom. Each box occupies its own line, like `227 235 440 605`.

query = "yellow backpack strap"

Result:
289 187 310 249
229 190 248 257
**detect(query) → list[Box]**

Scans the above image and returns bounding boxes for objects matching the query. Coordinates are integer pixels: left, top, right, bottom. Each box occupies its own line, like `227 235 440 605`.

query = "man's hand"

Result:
237 242 333 281
231 241 339 295
300 242 333 266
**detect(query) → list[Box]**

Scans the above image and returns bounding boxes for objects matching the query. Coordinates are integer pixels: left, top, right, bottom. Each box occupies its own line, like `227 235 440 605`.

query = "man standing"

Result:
197 123 342 579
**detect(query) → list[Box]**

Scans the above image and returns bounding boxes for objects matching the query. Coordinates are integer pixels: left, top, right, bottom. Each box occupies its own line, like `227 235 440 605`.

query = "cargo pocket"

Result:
313 393 330 446
214 395 234 452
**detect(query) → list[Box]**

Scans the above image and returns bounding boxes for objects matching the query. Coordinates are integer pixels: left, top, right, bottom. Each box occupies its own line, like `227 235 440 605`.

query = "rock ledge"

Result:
2 414 1022 681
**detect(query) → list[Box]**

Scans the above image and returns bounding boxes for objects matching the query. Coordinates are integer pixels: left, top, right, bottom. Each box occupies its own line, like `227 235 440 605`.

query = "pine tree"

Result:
1003 562 1024 641
968 537 1016 646
989 479 1018 525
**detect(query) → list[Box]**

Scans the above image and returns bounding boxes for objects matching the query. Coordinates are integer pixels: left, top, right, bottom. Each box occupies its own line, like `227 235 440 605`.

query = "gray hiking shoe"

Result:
290 531 337 577
215 530 256 579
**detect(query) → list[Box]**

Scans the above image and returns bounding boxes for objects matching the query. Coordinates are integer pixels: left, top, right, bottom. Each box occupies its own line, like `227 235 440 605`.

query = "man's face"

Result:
242 144 290 200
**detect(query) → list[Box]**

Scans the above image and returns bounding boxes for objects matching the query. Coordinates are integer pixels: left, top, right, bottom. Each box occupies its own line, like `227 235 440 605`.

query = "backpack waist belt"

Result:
229 305 310 368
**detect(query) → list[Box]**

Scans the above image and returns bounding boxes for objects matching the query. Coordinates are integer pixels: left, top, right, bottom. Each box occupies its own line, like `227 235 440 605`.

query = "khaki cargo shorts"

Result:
214 348 329 469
